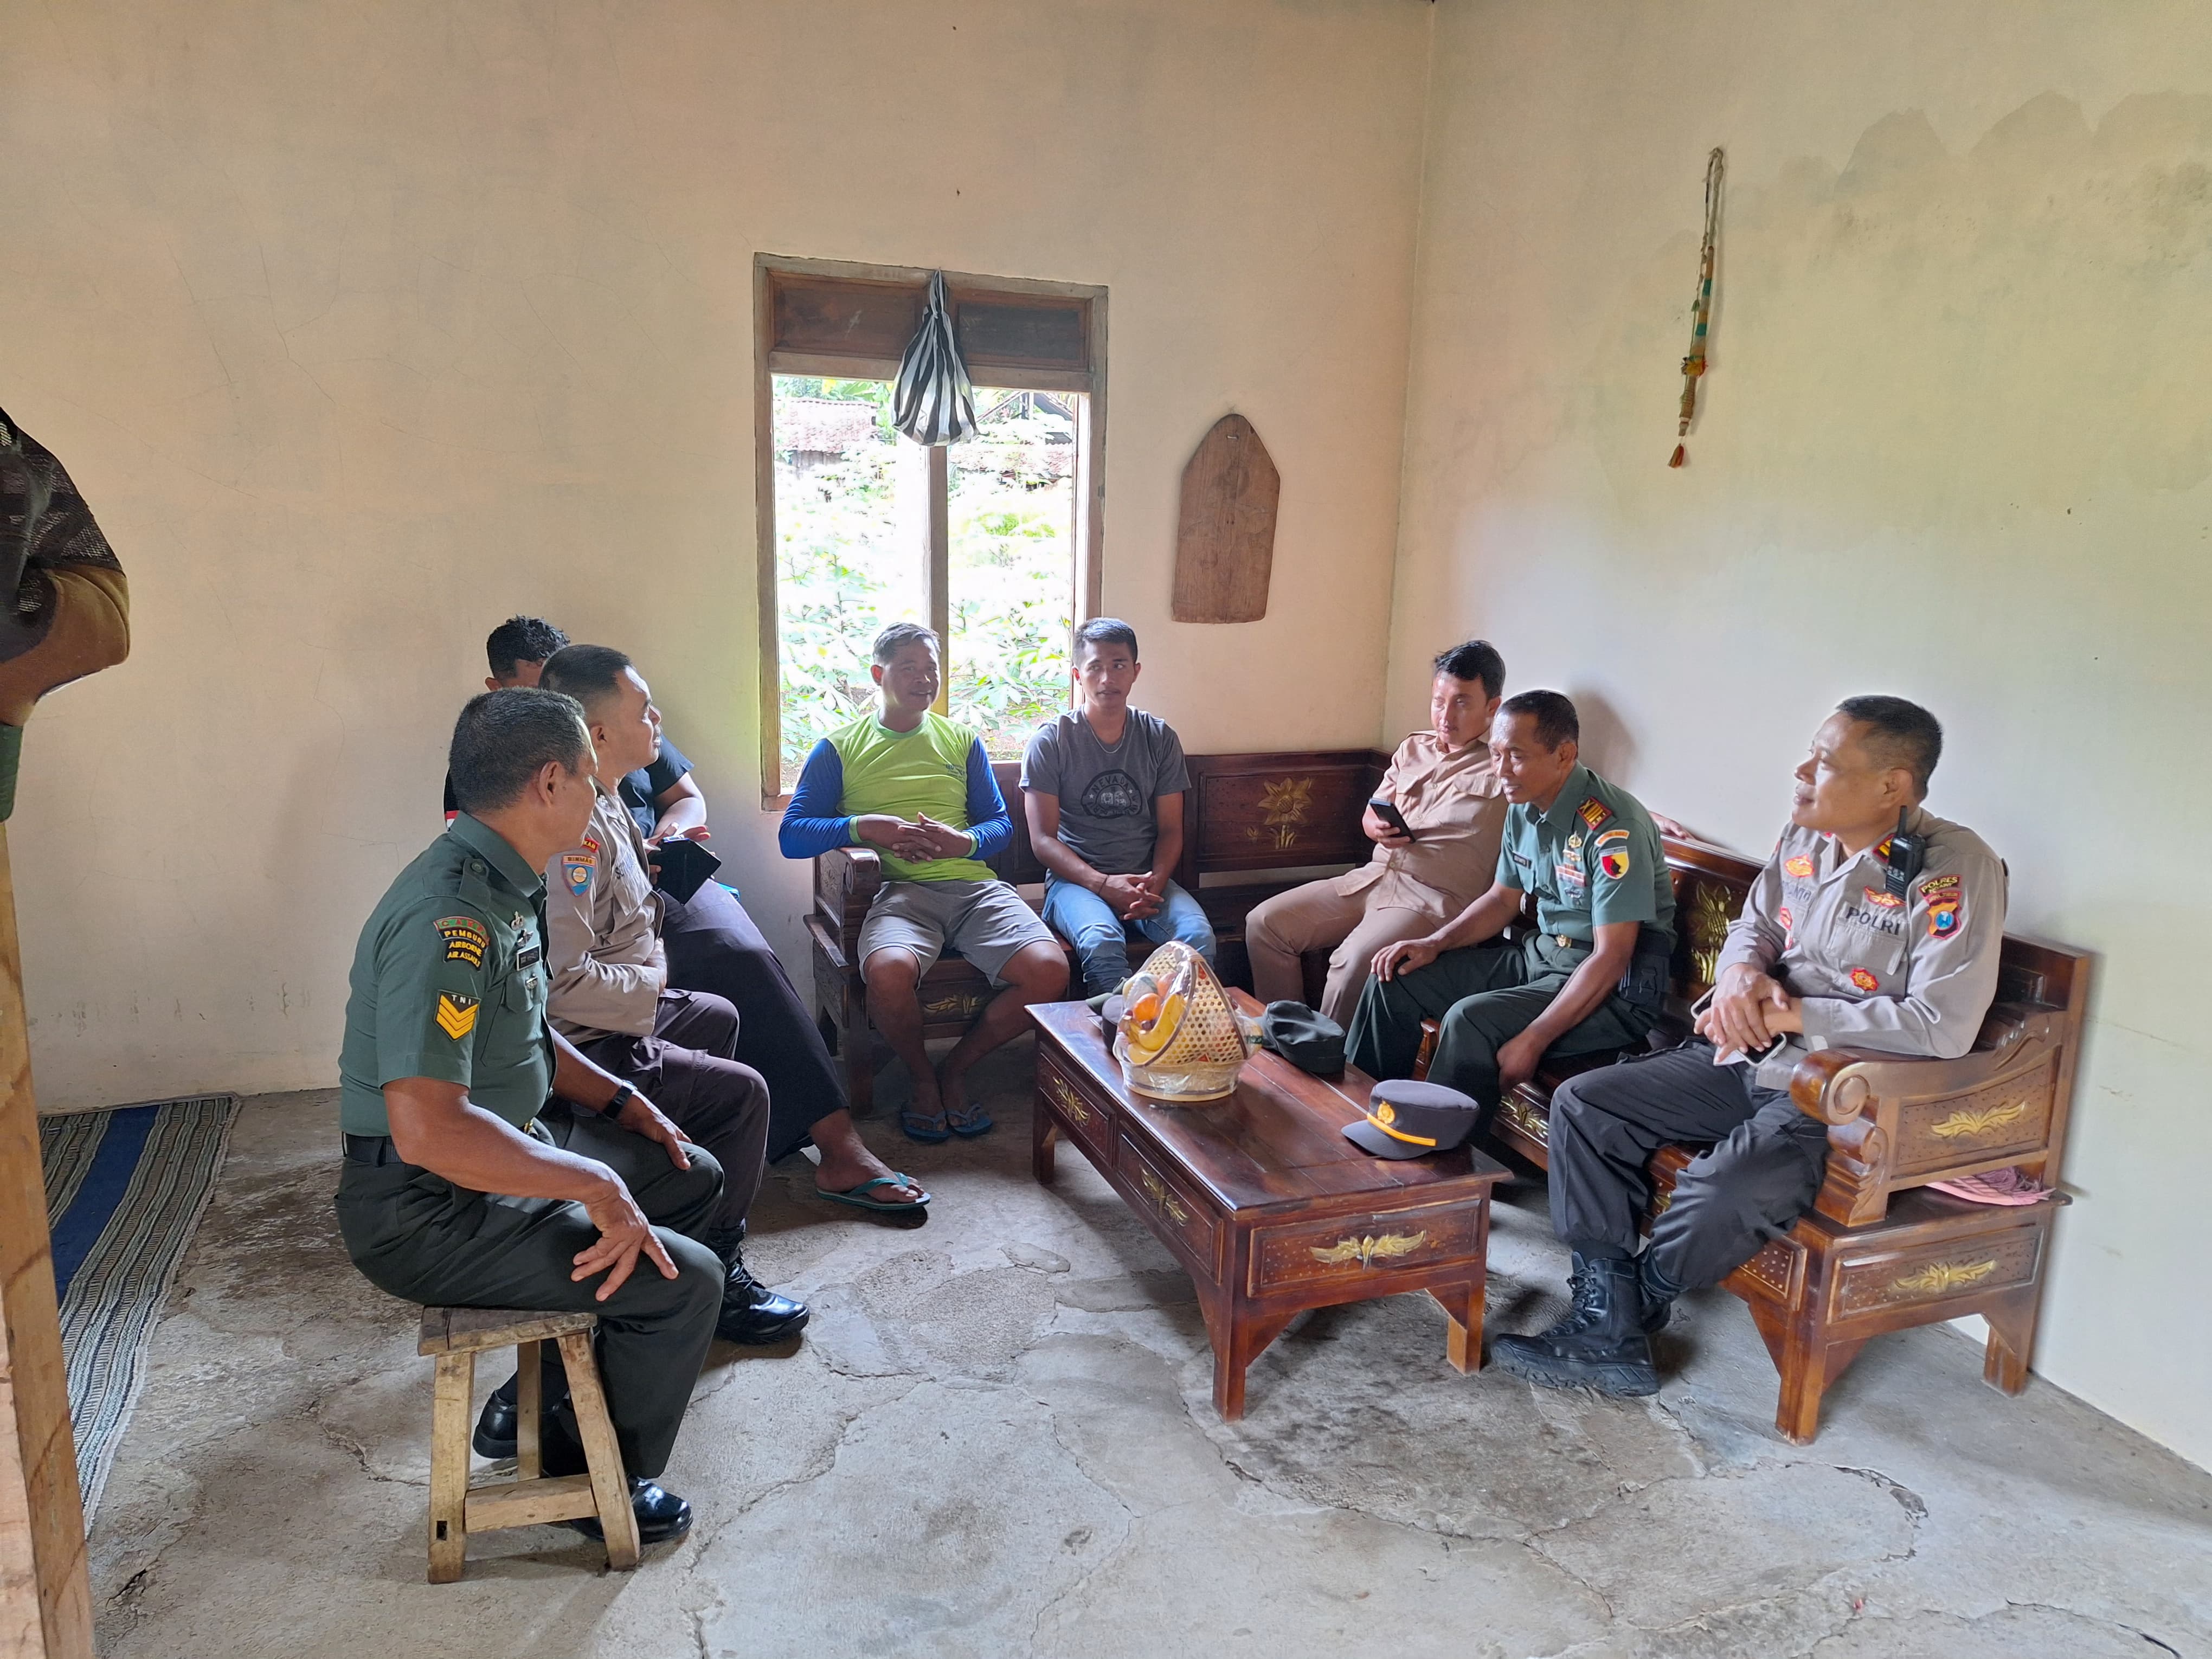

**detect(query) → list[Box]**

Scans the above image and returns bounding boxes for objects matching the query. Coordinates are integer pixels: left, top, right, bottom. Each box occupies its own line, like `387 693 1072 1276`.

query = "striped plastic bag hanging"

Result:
891 271 979 447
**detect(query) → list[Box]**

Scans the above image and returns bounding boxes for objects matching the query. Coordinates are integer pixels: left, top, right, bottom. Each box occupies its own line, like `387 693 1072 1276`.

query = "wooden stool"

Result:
417 1306 642 1581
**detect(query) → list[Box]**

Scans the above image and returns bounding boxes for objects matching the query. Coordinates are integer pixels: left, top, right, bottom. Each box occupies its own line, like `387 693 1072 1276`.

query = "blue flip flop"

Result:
944 1105 994 1139
816 1174 932 1214
899 1110 951 1144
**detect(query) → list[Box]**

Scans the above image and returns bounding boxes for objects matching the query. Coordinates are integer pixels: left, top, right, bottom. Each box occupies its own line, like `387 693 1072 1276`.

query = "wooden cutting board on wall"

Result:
1172 414 1279 623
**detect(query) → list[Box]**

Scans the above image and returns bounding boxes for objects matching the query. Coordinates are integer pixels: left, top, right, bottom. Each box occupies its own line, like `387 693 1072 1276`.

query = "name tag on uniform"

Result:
515 936 543 969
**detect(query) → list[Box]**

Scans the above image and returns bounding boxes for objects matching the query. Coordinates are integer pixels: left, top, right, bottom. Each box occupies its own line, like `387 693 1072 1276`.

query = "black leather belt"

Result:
342 1134 407 1166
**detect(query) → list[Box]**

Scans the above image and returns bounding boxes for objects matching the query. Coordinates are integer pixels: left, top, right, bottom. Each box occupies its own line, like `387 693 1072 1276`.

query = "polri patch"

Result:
1920 873 1963 938
1598 846 1631 879
1578 798 1611 832
1784 854 1815 879
436 915 488 967
1849 968 1879 993
435 992 479 1040
562 853 594 896
1862 886 1904 910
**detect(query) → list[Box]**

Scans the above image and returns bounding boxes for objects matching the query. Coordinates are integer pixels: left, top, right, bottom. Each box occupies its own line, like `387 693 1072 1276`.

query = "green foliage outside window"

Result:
774 376 1076 787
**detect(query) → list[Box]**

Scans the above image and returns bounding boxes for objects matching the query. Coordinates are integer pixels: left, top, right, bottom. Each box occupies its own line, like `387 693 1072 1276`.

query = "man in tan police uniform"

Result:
1246 639 1509 1024
1493 696 2007 1398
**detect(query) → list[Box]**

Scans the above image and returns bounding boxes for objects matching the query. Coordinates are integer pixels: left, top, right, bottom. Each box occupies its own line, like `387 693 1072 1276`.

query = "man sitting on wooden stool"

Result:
779 622 1068 1142
1345 689 1677 1125
1493 697 2007 1397
1246 638 1509 1025
1022 616 1215 998
337 689 720 1545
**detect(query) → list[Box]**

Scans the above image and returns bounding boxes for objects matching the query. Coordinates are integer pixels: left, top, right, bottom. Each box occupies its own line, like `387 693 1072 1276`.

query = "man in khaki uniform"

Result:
1494 696 2007 1399
535 646 805 1342
1246 640 1509 1024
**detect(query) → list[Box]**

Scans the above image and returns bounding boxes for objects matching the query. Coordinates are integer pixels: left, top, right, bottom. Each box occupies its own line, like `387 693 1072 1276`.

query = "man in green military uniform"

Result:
1345 691 1676 1133
335 688 723 1547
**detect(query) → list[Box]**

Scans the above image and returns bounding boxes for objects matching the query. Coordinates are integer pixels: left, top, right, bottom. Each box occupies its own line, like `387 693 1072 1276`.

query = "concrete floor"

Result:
86 1041 2211 1659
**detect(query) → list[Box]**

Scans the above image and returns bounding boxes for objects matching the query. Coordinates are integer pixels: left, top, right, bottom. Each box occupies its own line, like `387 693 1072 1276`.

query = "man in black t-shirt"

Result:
442 618 925 1216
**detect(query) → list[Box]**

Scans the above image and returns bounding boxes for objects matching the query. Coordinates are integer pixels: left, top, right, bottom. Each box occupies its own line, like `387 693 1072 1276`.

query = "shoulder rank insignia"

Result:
435 992 479 1040
1920 873 1963 938
435 915 488 968
1578 797 1611 832
1849 968 1880 993
561 853 594 896
1598 845 1631 879
1862 885 1904 910
1784 854 1816 878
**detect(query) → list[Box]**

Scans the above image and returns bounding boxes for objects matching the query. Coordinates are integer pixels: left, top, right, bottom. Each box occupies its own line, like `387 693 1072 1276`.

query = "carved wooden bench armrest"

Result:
813 844 882 960
1789 1006 2068 1227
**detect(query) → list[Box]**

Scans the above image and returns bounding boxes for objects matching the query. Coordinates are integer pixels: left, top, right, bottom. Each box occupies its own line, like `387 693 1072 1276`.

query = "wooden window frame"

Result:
754 253 1108 807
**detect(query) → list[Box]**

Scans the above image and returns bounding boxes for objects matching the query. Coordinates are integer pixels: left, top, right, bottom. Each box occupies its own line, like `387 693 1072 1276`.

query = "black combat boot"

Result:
705 1226 810 1346
1492 1253 1659 1396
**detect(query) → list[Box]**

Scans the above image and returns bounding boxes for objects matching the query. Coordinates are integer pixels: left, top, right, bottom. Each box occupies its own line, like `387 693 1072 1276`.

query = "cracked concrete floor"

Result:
85 1041 2211 1658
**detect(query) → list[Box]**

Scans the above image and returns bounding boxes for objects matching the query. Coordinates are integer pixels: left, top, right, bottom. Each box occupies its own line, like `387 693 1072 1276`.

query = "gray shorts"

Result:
857 879 1057 985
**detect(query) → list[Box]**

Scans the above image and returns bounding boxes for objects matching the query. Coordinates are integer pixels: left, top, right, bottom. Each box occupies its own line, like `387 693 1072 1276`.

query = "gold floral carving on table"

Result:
1500 1094 1551 1147
1927 1101 2028 1141
1046 1073 1096 1127
1138 1168 1190 1226
1242 777 1314 851
1308 1230 1429 1270
1687 880 1734 989
1892 1258 1998 1296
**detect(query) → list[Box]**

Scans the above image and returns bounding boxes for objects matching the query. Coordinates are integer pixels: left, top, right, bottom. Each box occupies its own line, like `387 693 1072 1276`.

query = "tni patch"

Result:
435 992 479 1040
562 853 595 896
1578 798 1611 832
1849 968 1879 993
1598 847 1631 879
1784 854 1815 879
1595 827 1630 847
435 915 488 968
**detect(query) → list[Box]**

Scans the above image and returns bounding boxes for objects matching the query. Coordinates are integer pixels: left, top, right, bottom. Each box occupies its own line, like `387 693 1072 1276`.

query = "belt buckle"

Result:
1555 934 1572 949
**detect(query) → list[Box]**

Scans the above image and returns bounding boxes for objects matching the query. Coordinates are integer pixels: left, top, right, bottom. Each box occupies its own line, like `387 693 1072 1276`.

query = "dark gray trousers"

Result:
573 987 770 1238
661 880 847 1163
1546 1040 1831 1289
335 1113 725 1478
1345 933 1658 1134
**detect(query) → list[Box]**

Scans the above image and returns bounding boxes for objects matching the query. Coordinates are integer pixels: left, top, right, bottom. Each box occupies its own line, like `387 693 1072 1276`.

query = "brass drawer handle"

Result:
1892 1258 1997 1295
1137 1168 1190 1226
1046 1074 1095 1127
1309 1230 1429 1269
1928 1101 2029 1140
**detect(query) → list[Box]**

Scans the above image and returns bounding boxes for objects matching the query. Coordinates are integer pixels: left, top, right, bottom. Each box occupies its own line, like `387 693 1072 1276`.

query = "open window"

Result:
755 256 1107 800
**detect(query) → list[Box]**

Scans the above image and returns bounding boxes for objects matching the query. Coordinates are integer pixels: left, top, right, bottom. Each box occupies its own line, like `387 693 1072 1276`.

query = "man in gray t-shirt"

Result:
1021 620 1218 996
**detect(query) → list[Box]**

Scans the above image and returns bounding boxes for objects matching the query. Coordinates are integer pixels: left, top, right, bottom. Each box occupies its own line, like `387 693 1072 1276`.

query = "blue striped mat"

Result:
39 1095 237 1525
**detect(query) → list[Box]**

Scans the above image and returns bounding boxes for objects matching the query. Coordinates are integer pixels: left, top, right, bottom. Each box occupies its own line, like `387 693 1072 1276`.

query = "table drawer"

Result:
1116 1133 1219 1277
1831 1222 2046 1319
1037 1048 1115 1164
1248 1199 1486 1297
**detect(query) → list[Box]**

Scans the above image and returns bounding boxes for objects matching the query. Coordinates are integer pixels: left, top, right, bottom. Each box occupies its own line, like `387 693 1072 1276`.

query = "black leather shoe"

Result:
1491 1255 1659 1397
473 1374 520 1459
715 1255 811 1346
568 1477 693 1546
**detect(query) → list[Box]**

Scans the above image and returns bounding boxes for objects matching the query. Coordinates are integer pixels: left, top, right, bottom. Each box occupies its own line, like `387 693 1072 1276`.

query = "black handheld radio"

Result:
1881 807 1926 898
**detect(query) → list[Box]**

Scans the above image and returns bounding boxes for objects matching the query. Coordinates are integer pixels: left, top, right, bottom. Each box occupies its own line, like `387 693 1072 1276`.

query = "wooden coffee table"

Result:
1028 993 1510 1419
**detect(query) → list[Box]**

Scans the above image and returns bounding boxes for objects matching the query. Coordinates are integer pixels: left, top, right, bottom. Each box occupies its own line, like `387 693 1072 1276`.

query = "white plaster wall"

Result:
1391 0 2212 1468
1 2 1430 1107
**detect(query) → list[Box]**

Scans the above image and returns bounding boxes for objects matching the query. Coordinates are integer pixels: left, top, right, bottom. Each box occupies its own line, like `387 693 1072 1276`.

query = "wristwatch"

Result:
607 1082 637 1115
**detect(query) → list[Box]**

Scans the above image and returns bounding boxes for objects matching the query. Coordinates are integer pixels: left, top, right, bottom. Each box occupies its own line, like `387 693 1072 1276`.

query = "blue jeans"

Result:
1042 876 1218 996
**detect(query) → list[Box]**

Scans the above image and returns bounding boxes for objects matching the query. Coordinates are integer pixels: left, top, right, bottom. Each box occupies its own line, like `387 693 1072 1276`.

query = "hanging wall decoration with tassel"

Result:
1670 147 1725 470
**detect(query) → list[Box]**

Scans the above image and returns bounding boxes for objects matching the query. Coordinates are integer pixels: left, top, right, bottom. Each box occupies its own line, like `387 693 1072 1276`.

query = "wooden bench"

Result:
1417 834 2089 1444
806 747 1388 1112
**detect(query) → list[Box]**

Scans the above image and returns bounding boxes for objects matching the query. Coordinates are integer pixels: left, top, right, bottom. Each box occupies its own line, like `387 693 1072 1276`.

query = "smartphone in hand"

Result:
1368 798 1418 842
